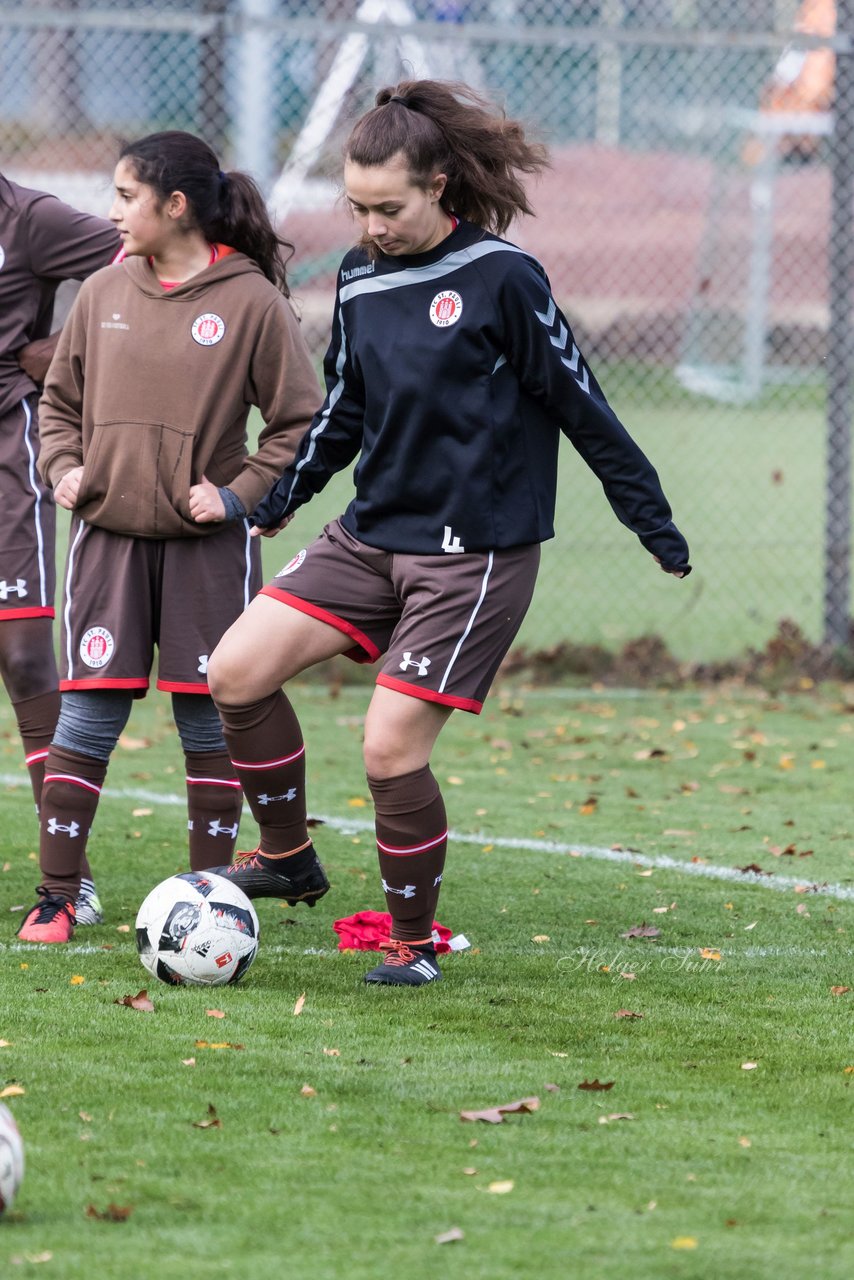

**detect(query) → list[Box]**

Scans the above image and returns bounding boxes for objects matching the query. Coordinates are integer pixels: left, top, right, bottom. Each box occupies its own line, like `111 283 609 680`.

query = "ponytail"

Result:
118 131 293 294
346 79 549 236
215 169 293 295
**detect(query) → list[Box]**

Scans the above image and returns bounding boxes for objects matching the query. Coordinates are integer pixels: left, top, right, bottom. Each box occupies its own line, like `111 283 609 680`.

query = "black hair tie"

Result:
388 95 409 107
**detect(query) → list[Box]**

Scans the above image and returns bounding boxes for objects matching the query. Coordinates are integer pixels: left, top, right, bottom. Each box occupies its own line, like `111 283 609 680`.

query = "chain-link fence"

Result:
2 1 851 663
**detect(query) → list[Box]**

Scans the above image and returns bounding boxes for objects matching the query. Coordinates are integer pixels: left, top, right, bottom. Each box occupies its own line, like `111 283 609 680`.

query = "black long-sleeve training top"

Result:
253 219 691 572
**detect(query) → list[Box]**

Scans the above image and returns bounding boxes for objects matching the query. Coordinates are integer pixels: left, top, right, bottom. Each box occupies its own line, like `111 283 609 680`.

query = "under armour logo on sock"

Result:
208 819 239 838
399 652 431 677
382 878 417 898
257 789 298 805
47 817 79 837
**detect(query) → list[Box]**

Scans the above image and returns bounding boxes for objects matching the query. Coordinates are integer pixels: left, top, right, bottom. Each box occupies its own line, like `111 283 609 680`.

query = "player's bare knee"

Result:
205 648 242 705
363 734 408 779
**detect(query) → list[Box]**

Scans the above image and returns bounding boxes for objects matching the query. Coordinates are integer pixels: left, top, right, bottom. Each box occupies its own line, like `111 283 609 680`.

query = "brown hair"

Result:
345 79 548 238
119 131 293 294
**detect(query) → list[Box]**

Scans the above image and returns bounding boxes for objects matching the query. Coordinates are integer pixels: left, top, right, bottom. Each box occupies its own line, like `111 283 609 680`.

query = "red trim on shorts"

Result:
0 607 54 621
60 677 149 692
376 673 483 714
260 585 381 663
156 679 210 694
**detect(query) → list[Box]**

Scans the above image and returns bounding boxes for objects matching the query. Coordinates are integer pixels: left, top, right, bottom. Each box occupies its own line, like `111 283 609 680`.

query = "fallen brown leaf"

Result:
831 986 850 996
460 1096 540 1124
293 992 306 1016
114 989 154 1012
205 1009 226 1019
192 1103 222 1129
598 1112 634 1123
621 923 661 939
577 1079 614 1091
85 1203 133 1221
614 1009 644 1019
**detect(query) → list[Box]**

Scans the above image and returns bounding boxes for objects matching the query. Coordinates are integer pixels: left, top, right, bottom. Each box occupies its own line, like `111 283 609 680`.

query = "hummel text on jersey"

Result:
341 262 375 282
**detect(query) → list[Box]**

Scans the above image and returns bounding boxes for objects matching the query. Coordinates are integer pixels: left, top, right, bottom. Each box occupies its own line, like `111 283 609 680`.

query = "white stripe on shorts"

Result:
438 551 494 694
242 519 253 608
63 520 88 679
20 398 49 607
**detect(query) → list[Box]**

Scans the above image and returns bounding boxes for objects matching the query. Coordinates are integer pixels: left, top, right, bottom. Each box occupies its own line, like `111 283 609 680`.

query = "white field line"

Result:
4 940 852 961
4 771 854 902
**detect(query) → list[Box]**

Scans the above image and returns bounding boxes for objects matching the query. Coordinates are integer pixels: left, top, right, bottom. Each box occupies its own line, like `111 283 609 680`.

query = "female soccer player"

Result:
17 132 321 943
206 80 692 986
0 173 120 925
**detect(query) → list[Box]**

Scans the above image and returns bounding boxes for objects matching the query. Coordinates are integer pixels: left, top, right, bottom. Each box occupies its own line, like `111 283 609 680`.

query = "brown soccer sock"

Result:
216 691 309 856
184 749 243 871
11 688 60 811
39 745 108 903
368 765 449 944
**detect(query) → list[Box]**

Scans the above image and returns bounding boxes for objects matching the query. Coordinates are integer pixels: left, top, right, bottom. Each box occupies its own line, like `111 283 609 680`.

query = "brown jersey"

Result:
38 253 321 538
0 177 121 416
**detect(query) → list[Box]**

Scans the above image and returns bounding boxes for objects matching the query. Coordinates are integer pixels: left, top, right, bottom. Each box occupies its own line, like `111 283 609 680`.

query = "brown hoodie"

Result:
38 252 321 538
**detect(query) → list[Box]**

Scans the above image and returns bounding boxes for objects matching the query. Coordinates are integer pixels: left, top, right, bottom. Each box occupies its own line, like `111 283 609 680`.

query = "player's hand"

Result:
654 555 687 579
16 334 60 384
249 513 295 538
189 475 226 523
54 466 84 510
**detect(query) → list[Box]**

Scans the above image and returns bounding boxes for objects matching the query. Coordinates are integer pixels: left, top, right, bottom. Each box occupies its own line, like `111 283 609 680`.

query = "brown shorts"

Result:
59 518 262 693
0 397 56 621
261 519 540 713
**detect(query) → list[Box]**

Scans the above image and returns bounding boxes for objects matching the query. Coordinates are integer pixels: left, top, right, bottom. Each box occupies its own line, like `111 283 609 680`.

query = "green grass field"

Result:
2 679 852 1279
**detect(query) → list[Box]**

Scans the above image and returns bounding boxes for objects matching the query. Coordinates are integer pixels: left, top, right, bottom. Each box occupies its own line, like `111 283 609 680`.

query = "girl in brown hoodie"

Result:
18 131 321 943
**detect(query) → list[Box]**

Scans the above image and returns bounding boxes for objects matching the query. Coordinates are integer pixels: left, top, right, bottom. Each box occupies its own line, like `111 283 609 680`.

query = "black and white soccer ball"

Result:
135 872 259 986
0 1103 24 1217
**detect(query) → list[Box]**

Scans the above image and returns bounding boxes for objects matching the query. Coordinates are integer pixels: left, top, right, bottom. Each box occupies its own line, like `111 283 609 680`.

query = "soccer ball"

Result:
0 1104 24 1217
135 872 259 986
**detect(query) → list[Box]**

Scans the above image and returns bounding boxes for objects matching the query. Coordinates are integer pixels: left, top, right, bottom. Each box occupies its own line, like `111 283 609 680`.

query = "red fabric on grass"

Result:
333 910 452 953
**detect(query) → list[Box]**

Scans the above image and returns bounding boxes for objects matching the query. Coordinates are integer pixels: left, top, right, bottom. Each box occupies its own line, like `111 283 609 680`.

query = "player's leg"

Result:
0 615 60 808
0 398 101 916
362 685 451 985
362 542 541 986
18 689 133 942
171 692 242 871
205 520 399 901
205 596 352 901
18 522 156 941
